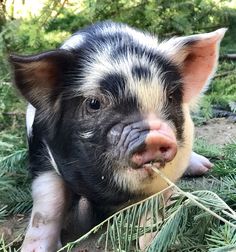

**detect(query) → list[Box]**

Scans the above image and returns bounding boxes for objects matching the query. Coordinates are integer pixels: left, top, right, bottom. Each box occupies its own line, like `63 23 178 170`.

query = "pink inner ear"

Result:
182 43 217 102
30 61 58 89
20 59 58 89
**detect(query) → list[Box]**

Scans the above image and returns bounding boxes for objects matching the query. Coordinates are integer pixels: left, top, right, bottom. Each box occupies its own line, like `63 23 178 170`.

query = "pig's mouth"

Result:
128 145 169 170
129 159 166 170
126 161 164 178
127 154 166 177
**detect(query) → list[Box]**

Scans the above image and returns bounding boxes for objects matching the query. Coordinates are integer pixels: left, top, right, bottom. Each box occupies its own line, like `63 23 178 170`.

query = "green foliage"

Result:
193 139 220 159
0 81 25 131
0 130 31 221
207 60 236 110
207 225 236 250
0 234 21 252
0 19 70 77
181 140 236 206
0 206 7 222
46 0 232 35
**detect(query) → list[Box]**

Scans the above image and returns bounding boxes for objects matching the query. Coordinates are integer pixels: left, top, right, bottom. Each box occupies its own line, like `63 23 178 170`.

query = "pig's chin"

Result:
114 161 167 193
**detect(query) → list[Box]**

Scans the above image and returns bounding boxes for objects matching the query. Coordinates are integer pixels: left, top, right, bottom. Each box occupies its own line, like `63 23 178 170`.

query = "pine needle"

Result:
59 167 236 252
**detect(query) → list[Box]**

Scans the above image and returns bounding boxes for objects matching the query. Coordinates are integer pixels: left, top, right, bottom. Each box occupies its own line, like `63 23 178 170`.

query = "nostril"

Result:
160 146 169 153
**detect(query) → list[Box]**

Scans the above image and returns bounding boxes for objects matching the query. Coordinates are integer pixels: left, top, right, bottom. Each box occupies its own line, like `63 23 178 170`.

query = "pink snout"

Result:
131 121 177 167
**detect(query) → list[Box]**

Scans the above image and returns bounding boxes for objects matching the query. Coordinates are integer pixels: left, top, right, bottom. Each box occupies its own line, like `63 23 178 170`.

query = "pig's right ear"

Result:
9 50 75 109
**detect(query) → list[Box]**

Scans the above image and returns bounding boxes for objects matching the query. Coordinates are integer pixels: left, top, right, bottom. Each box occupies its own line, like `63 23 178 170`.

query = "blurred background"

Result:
0 0 236 250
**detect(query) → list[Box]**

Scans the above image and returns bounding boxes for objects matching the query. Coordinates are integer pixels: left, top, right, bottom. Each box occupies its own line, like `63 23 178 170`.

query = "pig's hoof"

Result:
21 238 61 252
184 152 213 177
139 231 157 251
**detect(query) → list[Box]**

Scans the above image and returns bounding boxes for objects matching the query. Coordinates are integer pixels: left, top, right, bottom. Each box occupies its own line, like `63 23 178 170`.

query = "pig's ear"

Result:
9 50 74 108
159 28 227 103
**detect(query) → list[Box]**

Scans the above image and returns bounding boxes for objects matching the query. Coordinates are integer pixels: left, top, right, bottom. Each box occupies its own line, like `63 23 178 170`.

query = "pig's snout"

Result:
108 119 177 168
130 130 177 167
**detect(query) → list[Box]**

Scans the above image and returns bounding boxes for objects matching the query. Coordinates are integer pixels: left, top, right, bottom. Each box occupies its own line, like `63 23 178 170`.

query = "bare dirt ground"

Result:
195 117 236 145
0 117 235 251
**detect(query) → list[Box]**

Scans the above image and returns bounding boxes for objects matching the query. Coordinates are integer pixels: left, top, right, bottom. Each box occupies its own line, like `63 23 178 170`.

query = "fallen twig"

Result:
2 112 25 116
213 70 236 79
220 54 236 60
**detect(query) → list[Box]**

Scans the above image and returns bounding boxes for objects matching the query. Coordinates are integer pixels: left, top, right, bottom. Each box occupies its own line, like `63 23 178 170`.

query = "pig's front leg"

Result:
184 151 213 176
21 171 67 252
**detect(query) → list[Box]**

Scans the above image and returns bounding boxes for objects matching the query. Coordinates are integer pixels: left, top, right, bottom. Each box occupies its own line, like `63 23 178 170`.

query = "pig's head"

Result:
10 22 226 207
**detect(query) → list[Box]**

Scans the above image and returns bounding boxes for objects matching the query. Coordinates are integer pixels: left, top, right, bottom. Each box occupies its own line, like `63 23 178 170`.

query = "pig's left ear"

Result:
9 50 75 109
159 28 227 103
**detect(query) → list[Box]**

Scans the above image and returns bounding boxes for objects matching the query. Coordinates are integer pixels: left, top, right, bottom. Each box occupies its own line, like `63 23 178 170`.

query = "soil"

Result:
195 117 236 145
0 117 235 251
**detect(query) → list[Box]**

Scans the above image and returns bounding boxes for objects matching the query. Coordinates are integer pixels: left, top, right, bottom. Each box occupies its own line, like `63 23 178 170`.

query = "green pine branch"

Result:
59 168 236 252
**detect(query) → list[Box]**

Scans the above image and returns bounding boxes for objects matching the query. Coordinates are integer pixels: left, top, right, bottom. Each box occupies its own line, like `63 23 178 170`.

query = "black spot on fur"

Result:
132 65 151 80
162 69 184 142
99 73 126 97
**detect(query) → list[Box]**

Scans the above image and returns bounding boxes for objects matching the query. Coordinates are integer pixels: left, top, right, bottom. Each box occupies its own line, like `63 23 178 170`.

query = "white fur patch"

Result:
61 33 85 50
45 144 61 175
79 131 94 139
21 171 66 252
26 103 36 137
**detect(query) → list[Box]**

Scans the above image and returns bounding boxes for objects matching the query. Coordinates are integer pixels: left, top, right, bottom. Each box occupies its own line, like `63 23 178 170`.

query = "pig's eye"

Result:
84 96 110 115
86 98 101 112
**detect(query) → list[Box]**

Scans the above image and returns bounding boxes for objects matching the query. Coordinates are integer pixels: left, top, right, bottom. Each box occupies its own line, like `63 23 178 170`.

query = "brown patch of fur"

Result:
32 212 47 228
